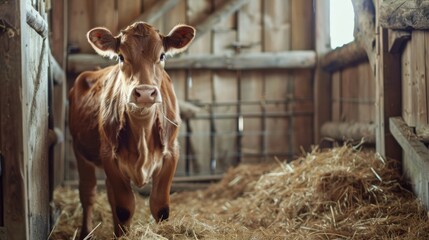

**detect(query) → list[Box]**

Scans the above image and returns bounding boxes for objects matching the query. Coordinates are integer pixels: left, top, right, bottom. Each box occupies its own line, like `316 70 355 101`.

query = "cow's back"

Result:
69 66 115 166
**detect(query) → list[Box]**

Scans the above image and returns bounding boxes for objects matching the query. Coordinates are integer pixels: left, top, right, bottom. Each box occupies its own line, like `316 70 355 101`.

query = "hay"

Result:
49 144 429 239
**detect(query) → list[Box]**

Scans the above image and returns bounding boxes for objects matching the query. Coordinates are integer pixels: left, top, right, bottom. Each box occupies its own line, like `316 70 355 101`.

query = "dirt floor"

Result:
49 144 429 239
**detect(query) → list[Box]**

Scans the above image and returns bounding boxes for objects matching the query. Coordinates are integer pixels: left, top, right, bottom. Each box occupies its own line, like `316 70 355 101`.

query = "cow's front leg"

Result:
150 152 178 222
74 150 98 240
105 170 135 237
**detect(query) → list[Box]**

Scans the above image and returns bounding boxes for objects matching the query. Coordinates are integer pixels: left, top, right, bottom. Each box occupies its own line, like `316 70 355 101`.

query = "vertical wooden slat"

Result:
0 0 29 239
375 26 402 159
187 0 213 175
401 42 416 126
68 0 93 53
50 0 66 191
93 0 118 34
358 62 375 123
291 0 314 153
238 0 263 163
118 0 142 30
414 31 428 131
314 0 331 143
263 0 291 156
331 71 341 121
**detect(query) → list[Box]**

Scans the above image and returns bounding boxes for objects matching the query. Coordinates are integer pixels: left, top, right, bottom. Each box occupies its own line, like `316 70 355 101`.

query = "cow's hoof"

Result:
116 206 131 223
158 207 169 221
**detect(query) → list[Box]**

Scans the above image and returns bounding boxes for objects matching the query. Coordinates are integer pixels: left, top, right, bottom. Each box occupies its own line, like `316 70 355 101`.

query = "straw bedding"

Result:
49 144 429 239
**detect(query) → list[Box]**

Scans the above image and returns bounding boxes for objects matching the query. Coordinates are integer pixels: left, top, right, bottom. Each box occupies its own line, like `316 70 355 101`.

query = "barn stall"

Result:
1 0 429 239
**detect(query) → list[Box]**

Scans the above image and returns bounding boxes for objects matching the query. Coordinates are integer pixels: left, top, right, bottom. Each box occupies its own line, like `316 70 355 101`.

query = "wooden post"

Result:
375 12 402 159
314 0 331 144
0 0 29 239
291 0 314 152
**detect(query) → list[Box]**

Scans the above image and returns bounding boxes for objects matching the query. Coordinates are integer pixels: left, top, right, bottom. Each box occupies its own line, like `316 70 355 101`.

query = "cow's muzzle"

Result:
130 85 162 107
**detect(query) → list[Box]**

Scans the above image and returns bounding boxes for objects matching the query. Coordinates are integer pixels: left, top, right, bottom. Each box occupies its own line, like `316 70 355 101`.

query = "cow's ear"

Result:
163 24 195 56
87 27 119 58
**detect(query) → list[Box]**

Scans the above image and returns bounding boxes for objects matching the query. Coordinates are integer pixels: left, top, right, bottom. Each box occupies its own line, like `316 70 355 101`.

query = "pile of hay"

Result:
49 145 429 239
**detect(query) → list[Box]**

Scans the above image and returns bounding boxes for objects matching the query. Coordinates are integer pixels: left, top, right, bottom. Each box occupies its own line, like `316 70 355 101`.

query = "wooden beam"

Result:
133 0 180 24
390 117 429 208
380 0 429 30
374 27 402 159
67 51 316 72
195 0 251 40
26 3 48 38
320 121 376 143
0 0 29 239
320 41 368 72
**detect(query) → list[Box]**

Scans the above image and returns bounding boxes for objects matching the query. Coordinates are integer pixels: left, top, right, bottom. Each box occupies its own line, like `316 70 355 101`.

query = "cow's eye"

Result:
160 53 166 62
118 54 124 62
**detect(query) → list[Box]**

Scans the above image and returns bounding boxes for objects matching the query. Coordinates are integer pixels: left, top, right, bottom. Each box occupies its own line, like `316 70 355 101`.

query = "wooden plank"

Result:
413 32 429 137
118 0 142 30
134 0 179 26
374 27 402 159
67 51 316 72
314 0 331 143
50 0 66 190
357 62 375 123
26 2 50 236
380 0 429 30
186 0 212 175
291 0 314 152
237 0 262 53
263 0 291 156
0 0 29 239
93 0 118 34
331 71 341 121
390 117 429 208
238 0 263 163
195 0 251 40
401 41 417 126
68 0 93 53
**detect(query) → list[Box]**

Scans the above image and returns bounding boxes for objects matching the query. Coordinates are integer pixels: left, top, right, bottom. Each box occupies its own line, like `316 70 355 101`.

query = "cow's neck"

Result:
117 109 163 187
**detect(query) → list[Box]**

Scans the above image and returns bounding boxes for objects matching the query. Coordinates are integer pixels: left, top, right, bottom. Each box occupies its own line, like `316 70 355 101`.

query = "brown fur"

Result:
69 22 195 238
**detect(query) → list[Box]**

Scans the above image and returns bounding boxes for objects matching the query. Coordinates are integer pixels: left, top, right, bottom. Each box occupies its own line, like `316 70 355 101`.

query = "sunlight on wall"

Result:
330 0 355 49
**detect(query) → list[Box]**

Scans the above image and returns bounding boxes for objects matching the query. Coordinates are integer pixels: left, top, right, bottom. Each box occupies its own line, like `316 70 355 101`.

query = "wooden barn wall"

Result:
0 0 50 239
330 61 375 124
65 0 314 178
400 30 429 206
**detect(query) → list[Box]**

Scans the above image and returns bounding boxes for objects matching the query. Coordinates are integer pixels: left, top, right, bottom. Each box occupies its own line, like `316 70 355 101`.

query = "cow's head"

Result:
87 22 195 117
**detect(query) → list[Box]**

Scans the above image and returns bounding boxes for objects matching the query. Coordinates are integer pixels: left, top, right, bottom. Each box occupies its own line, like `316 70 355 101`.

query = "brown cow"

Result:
68 22 195 238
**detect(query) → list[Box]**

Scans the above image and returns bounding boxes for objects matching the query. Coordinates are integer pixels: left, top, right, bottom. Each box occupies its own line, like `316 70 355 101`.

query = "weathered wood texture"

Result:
330 61 375 124
0 1 28 239
67 51 316 72
380 0 429 30
320 41 368 72
290 0 314 153
390 117 429 208
1 0 50 239
314 0 331 143
374 27 402 159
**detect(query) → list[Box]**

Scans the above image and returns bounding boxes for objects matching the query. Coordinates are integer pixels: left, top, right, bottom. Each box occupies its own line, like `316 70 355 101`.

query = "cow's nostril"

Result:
134 89 141 98
150 89 157 97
